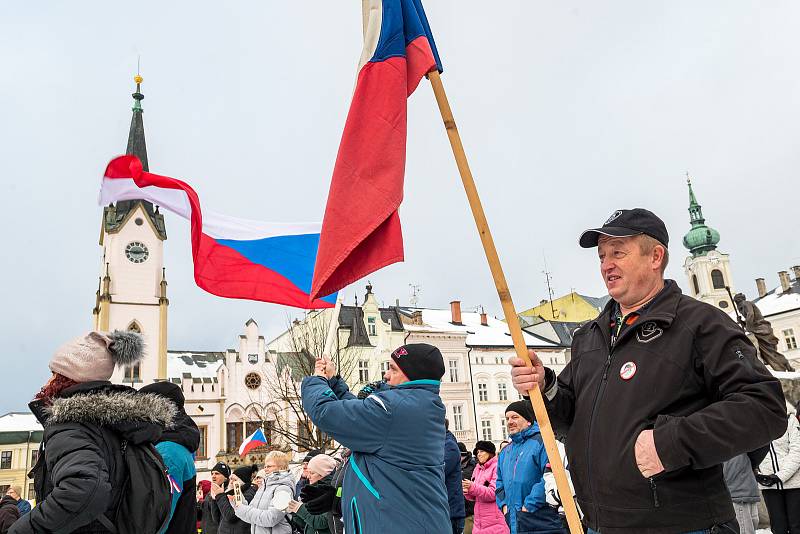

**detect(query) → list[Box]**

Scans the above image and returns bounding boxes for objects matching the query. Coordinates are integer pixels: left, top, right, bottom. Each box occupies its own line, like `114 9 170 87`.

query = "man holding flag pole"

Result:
309 0 582 532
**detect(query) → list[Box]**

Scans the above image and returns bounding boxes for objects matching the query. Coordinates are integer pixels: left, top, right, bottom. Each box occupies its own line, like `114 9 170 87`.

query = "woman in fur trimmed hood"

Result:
9 331 175 534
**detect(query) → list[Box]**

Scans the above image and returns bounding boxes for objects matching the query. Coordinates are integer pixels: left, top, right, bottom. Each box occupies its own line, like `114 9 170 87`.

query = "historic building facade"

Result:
682 177 735 311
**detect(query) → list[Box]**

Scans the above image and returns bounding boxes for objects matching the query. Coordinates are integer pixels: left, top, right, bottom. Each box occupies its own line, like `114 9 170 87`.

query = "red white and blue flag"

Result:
238 427 269 457
100 155 337 309
310 0 441 299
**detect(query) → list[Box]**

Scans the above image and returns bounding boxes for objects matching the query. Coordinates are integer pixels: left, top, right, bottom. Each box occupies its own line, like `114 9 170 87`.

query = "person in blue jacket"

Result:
141 382 200 534
496 401 563 534
301 343 451 534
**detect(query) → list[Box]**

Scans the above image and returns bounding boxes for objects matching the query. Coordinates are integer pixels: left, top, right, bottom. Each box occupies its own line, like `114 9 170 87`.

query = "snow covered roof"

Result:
167 351 225 381
752 276 800 317
398 308 563 348
0 412 42 432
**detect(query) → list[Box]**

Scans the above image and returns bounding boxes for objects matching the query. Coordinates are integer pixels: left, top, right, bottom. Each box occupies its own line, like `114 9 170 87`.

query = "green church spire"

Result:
682 174 720 257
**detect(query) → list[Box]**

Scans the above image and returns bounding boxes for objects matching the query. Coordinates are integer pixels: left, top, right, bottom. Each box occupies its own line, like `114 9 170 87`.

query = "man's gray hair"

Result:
638 234 669 274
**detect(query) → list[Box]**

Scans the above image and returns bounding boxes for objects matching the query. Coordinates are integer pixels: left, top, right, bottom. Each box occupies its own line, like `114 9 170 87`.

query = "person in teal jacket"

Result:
496 401 563 534
301 343 451 534
141 382 200 534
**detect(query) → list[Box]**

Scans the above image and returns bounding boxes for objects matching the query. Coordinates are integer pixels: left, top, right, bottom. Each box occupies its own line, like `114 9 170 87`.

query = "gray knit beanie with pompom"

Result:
49 330 145 383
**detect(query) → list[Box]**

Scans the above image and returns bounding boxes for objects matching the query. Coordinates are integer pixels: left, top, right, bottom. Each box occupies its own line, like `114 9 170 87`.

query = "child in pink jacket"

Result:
463 441 510 534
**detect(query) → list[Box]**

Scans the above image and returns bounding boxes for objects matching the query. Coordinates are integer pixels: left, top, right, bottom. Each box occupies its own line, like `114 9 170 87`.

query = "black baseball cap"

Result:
579 208 669 248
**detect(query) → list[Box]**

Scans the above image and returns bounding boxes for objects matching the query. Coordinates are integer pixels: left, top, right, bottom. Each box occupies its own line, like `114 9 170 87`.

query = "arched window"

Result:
711 269 725 290
692 275 700 295
123 321 142 381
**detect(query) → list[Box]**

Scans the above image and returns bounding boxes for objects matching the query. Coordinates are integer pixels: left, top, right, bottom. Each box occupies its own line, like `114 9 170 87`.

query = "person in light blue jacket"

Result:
496 401 563 534
301 343 451 534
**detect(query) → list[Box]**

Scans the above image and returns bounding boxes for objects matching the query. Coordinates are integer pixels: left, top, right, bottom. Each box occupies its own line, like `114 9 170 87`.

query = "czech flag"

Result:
310 0 442 299
238 427 269 457
100 155 337 309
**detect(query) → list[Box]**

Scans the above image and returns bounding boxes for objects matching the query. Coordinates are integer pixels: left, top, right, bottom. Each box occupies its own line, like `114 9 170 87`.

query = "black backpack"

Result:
97 439 172 534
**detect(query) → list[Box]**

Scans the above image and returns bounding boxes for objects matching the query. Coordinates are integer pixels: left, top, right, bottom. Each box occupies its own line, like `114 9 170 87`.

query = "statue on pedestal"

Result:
733 293 795 372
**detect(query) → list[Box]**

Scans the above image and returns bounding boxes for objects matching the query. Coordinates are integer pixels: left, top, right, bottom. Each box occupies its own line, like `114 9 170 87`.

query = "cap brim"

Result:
579 227 642 248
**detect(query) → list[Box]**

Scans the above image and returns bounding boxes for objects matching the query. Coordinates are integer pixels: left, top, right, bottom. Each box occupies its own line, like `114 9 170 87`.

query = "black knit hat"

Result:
211 461 231 479
302 449 323 464
473 440 496 457
457 442 468 454
140 381 185 408
390 343 445 381
233 464 258 486
505 400 535 423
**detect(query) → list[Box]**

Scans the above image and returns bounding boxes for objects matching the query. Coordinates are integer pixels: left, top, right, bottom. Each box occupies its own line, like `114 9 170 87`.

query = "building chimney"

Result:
411 310 423 326
450 300 462 325
793 266 800 281
480 310 488 326
779 271 791 293
756 278 767 298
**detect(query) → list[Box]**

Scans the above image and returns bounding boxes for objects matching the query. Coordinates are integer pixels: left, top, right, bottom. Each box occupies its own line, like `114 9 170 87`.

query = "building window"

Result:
692 275 700 295
0 486 8 496
501 424 508 441
380 361 390 376
358 360 370 383
367 317 377 336
495 356 502 364
197 426 208 459
453 405 464 431
481 420 493 441
498 383 508 401
448 359 459 383
0 451 11 470
123 362 141 382
31 450 38 466
27 483 35 501
711 269 725 290
478 382 488 402
226 423 243 453
784 329 798 350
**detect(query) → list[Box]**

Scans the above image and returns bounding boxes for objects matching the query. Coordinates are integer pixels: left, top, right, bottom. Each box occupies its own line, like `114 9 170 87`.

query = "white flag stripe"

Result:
100 177 322 241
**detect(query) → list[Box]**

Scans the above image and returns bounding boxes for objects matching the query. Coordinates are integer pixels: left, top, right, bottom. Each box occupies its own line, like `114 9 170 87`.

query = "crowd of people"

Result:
7 207 800 534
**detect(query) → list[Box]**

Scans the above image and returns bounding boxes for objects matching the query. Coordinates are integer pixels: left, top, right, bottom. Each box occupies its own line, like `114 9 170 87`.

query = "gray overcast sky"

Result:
2 1 798 412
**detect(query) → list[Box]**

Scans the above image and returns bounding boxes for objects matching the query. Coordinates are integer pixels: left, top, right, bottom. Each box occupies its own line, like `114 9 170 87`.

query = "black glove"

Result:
357 380 385 399
756 474 781 487
300 483 336 515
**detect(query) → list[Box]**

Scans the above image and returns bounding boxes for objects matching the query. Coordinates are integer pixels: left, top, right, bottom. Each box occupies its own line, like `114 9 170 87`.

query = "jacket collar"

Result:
481 455 498 469
509 422 540 444
589 279 683 344
396 379 441 393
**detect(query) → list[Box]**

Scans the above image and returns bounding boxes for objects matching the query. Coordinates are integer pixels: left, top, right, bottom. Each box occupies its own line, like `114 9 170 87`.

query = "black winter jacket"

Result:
211 492 251 534
0 496 20 533
9 382 174 534
543 280 787 534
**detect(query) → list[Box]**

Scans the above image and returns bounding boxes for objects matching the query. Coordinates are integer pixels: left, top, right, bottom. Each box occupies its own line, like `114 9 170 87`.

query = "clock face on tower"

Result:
125 241 149 263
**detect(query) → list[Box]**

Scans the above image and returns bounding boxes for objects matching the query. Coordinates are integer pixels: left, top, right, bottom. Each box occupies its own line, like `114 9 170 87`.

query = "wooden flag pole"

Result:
427 70 584 534
322 296 343 360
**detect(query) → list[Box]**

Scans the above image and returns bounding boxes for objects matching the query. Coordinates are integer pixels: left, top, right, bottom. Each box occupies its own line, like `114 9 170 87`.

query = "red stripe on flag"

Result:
310 37 436 299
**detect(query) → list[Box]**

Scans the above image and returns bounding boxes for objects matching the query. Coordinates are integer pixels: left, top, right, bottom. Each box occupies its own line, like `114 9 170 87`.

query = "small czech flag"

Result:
239 428 269 457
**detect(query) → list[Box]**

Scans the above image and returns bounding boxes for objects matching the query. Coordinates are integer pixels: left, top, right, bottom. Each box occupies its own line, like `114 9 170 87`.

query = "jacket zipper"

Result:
585 347 615 519
649 478 660 508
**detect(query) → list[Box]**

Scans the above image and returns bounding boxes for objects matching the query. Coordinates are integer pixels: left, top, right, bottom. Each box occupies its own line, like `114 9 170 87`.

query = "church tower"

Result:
94 75 169 384
682 176 734 311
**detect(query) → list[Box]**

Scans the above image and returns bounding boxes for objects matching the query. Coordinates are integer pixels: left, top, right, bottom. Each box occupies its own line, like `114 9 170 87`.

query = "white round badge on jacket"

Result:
620 361 637 380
